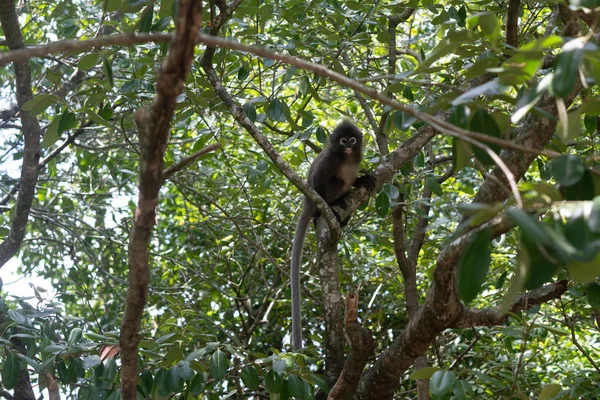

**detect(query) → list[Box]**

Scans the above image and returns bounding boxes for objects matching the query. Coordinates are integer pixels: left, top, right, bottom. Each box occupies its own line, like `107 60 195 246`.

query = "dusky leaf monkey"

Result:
290 120 374 350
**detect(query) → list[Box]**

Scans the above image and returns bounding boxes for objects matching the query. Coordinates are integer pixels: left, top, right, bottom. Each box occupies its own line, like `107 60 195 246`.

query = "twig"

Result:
161 142 221 180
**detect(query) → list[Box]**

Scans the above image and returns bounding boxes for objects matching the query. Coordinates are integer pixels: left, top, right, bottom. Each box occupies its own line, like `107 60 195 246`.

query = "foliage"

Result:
1 0 600 398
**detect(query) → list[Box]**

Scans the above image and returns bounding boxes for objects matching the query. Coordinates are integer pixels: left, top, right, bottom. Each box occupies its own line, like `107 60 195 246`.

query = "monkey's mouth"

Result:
344 148 352 154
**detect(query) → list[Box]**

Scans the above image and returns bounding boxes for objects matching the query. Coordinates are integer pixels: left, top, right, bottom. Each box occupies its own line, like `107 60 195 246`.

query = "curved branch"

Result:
0 33 563 160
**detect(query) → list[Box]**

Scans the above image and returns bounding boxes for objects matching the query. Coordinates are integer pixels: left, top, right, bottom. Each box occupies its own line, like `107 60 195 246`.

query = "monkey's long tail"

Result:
291 204 312 351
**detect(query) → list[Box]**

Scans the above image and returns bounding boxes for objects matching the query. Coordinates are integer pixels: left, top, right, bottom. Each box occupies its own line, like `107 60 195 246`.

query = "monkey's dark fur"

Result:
290 120 374 350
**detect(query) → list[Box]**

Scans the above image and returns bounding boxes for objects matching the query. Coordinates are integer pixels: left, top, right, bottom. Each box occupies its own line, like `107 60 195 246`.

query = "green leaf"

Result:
56 360 68 384
430 370 456 397
42 115 61 148
287 375 303 398
7 309 26 324
584 114 598 133
427 176 443 196
178 362 194 380
415 151 425 168
104 0 122 12
409 367 441 380
58 111 78 134
189 372 207 396
393 111 404 130
265 370 282 393
238 63 250 81
209 349 229 380
452 138 472 173
451 81 509 106
103 57 114 88
523 238 559 290
587 283 600 309
375 192 390 217
267 98 285 122
2 351 20 390
512 75 552 123
468 108 502 166
557 109 582 144
539 383 562 400
167 367 184 392
241 366 260 390
141 369 153 395
506 208 551 246
563 170 595 201
568 252 600 282
241 103 257 122
78 53 99 70
22 94 59 115
457 228 492 303
383 183 399 200
449 105 470 128
68 328 83 344
402 86 414 101
138 4 154 32
128 0 149 8
552 39 584 98
453 380 472 400
315 126 327 144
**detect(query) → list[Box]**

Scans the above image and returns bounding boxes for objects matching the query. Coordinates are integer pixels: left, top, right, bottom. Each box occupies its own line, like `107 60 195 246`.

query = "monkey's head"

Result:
330 120 363 156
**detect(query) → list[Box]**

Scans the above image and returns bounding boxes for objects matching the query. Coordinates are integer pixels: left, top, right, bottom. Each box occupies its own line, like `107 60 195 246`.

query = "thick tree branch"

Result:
506 0 520 48
316 223 345 385
328 293 375 400
356 82 581 398
119 1 203 399
0 0 43 270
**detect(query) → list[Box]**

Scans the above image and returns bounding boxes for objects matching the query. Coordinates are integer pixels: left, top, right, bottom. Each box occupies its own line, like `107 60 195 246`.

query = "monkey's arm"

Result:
354 174 376 190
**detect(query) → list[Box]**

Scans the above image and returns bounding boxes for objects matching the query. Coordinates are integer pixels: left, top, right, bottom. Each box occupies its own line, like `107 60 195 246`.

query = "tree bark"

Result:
119 1 203 399
0 0 42 269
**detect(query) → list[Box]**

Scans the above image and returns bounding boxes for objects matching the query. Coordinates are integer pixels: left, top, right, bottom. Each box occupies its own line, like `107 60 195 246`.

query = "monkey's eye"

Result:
349 137 356 144
340 138 348 145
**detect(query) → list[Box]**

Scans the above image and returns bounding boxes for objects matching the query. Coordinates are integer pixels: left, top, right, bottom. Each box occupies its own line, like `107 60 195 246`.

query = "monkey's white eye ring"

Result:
340 138 348 145
349 137 356 144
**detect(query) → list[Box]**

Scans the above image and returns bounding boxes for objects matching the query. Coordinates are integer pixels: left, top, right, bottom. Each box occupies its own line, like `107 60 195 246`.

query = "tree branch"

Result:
161 142 221 181
506 0 521 48
119 1 203 399
0 33 564 160
453 280 568 328
327 293 375 400
356 82 581 398
0 0 43 270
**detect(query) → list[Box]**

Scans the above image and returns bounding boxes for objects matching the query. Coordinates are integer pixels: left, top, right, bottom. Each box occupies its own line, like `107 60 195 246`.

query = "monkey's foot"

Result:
330 196 348 209
355 174 376 190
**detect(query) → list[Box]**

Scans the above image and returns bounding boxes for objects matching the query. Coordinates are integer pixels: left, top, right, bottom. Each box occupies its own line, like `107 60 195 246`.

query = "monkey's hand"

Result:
354 174 376 191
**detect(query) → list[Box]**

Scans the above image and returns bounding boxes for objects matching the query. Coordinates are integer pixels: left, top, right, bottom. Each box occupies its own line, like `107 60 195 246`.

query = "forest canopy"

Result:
1 0 600 399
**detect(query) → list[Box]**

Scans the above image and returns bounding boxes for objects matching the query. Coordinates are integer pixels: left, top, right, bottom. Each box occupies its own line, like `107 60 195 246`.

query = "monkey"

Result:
290 120 375 350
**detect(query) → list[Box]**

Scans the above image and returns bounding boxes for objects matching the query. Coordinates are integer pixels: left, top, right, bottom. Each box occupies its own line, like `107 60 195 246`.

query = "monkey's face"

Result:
331 133 362 155
329 121 363 155
339 136 358 154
